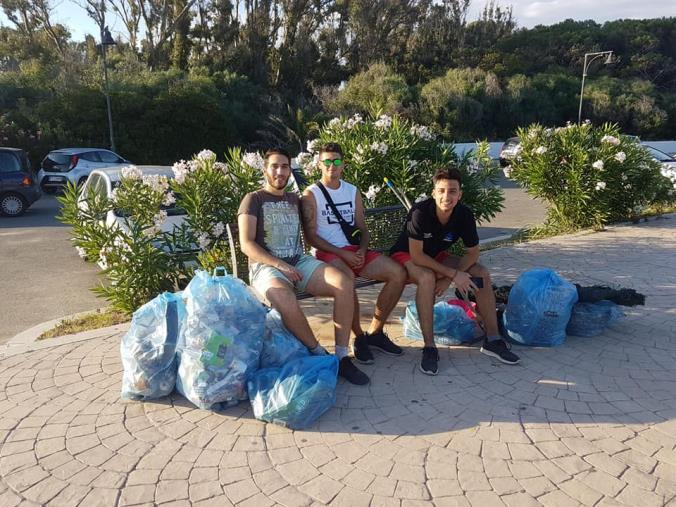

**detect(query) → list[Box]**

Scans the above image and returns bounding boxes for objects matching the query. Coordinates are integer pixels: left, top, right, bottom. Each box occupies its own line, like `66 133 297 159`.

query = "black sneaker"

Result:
480 339 520 365
367 331 403 356
352 334 374 364
420 347 439 376
338 357 370 385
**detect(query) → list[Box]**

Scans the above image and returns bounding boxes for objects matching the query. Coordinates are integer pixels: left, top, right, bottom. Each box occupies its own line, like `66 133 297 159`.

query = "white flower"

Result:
110 188 119 202
374 114 393 129
407 159 419 169
153 210 167 227
535 146 547 155
303 154 320 175
467 161 480 174
328 118 343 129
306 139 320 153
502 166 513 178
142 174 169 194
196 149 216 162
621 174 628 181
410 124 435 141
143 225 161 237
214 162 228 173
592 160 604 170
415 193 428 203
346 114 363 129
212 222 225 237
601 135 620 146
364 184 380 201
75 246 87 259
296 152 313 168
371 142 388 155
242 152 265 171
614 151 626 163
527 130 537 139
172 160 191 184
163 192 176 206
544 128 553 136
121 165 142 180
595 181 607 190
583 119 591 125
196 232 211 251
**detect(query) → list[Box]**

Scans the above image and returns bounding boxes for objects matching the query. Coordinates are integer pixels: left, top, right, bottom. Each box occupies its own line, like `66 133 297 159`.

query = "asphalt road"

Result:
0 174 546 344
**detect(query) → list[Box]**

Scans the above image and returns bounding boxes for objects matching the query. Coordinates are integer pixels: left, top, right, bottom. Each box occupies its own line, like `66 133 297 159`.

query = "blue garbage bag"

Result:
261 309 309 369
121 292 186 400
403 301 476 345
177 268 267 410
503 268 578 346
248 355 338 429
566 300 624 337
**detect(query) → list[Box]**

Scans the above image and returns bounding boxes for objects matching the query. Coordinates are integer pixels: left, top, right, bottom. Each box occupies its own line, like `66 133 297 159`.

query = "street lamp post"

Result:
578 50 614 125
101 26 116 152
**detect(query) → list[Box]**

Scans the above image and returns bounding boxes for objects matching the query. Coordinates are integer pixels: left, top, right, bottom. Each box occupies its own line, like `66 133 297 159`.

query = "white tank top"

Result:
307 180 358 249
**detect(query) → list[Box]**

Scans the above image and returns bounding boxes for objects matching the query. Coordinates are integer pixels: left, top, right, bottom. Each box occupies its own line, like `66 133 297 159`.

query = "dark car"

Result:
0 148 42 217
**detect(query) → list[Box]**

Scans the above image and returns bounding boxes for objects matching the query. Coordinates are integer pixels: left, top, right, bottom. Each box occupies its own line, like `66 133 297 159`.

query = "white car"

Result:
643 145 676 171
38 147 131 193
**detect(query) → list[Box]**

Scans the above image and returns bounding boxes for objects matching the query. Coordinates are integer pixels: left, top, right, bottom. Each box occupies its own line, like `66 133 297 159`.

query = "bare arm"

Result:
238 213 302 281
353 191 370 252
409 239 477 293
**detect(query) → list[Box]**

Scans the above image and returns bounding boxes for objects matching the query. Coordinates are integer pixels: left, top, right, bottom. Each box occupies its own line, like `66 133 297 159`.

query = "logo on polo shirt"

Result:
444 232 455 242
424 233 432 238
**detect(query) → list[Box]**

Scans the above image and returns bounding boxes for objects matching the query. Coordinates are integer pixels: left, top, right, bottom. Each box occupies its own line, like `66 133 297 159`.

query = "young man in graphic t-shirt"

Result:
237 147 370 385
390 168 520 375
301 143 407 365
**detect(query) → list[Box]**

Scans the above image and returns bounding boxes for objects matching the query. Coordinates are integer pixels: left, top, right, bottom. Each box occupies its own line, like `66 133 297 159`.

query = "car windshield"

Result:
644 146 675 162
111 180 186 217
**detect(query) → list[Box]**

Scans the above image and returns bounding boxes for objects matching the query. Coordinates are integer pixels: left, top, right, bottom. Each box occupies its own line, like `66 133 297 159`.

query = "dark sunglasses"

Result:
322 158 343 167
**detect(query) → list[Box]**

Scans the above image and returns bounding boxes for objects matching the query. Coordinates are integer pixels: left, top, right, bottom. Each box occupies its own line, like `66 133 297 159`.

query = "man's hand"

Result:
434 277 452 297
453 270 478 296
276 262 303 282
340 249 365 269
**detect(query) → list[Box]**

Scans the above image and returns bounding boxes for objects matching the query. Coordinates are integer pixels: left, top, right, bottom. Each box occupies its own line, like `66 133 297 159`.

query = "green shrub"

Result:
510 122 675 231
296 113 504 224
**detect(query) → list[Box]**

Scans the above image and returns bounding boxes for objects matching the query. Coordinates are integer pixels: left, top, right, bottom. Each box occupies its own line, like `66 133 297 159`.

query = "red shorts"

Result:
391 250 449 266
315 245 381 275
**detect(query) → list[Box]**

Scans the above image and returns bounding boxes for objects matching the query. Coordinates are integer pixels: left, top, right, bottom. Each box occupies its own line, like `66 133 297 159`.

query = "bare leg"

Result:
304 264 354 348
328 259 364 337
359 255 407 334
403 262 437 347
264 280 317 348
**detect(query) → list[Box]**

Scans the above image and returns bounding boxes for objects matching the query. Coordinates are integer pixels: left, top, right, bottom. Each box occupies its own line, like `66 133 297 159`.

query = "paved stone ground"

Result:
1 216 675 506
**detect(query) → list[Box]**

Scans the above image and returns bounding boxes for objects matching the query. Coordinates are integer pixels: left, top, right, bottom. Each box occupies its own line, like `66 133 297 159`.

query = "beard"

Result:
266 173 289 189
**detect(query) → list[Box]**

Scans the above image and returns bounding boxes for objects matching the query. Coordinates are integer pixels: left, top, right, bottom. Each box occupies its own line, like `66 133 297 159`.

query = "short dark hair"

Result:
319 142 343 157
432 168 462 187
264 147 291 166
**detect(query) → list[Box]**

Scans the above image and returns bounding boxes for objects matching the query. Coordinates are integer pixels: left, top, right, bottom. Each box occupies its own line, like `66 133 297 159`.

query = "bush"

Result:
58 149 265 313
510 122 675 231
296 113 504 224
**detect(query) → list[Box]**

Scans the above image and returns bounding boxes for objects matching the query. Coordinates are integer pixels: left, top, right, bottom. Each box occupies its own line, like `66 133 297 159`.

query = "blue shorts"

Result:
250 254 325 296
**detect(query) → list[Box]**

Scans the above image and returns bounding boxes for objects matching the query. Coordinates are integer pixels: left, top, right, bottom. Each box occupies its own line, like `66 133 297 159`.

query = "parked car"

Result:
643 145 676 170
499 137 520 168
38 147 130 194
0 147 42 217
78 166 198 267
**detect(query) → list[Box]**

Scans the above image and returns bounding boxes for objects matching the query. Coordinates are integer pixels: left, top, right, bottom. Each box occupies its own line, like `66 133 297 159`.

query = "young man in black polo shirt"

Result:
390 168 520 374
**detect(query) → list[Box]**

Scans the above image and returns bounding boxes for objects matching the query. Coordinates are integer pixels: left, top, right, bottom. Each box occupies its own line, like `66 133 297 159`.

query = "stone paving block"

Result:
79 487 119 506
330 486 372 507
119 484 155 505
615 484 664 507
299 474 344 503
223 478 260 503
189 481 223 502
277 458 320 486
270 485 314 507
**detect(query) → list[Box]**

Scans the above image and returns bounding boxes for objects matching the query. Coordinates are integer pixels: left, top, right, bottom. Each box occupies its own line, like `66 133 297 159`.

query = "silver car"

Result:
38 147 130 193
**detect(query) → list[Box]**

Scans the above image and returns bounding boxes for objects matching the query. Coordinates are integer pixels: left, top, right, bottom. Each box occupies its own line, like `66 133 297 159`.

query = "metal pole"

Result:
578 54 588 125
101 35 116 153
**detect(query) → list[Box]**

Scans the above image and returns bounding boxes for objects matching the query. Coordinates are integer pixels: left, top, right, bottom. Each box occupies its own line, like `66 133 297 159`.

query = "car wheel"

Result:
0 193 27 217
43 187 58 195
77 176 88 187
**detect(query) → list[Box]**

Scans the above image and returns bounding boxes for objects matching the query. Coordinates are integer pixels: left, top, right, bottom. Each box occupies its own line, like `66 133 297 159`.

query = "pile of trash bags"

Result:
403 301 476 345
502 267 626 346
120 268 338 429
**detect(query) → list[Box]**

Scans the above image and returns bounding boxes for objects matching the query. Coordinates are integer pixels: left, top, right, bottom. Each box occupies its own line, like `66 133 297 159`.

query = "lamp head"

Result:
102 27 116 46
604 52 614 64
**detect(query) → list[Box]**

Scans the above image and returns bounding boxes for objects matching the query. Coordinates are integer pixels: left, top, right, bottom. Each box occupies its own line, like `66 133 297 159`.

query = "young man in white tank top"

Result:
301 142 407 365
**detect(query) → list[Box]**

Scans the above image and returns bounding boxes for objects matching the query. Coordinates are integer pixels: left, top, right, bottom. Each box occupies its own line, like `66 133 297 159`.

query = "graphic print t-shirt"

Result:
238 190 303 266
307 180 358 248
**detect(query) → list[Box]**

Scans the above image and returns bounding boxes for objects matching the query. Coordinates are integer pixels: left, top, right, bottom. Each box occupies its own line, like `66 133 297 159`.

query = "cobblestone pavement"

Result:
1 217 675 506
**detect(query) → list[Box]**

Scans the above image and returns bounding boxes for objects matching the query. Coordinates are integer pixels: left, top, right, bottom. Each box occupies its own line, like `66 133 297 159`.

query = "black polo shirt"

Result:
389 198 479 257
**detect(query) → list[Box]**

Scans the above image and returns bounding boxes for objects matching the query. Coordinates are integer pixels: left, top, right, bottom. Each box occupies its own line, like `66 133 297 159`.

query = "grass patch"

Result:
39 308 131 340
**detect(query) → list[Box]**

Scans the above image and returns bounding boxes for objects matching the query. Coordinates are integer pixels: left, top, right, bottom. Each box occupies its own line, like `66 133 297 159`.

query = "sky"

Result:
1 0 675 42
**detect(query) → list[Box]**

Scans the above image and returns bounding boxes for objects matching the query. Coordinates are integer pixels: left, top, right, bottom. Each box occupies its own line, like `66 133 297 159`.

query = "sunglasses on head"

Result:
322 158 343 167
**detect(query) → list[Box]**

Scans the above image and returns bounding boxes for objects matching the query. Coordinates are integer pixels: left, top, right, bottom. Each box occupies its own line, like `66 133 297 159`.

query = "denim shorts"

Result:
250 254 325 296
